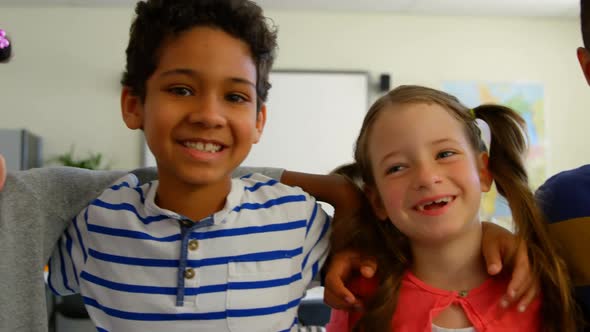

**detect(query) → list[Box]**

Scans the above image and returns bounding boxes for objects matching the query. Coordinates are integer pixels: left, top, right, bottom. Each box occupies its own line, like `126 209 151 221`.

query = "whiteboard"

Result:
243 71 369 174
143 70 369 175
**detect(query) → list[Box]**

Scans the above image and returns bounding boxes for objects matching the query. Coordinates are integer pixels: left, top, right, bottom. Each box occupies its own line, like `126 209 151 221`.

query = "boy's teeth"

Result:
184 141 222 152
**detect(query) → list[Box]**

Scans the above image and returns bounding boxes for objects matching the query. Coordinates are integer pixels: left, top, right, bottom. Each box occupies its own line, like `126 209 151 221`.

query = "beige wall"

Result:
0 7 587 179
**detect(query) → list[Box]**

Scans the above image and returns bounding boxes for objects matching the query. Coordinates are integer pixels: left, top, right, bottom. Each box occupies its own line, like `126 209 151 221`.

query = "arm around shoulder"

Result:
280 170 363 214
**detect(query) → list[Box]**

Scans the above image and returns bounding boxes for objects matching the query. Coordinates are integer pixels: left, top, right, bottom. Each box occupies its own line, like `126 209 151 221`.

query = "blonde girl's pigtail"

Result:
473 105 577 331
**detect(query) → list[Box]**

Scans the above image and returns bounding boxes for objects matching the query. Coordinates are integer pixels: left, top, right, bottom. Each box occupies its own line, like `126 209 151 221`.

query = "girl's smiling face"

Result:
366 102 491 246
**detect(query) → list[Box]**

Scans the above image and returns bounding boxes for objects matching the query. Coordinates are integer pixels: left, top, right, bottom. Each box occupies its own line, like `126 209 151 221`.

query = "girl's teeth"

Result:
417 197 452 211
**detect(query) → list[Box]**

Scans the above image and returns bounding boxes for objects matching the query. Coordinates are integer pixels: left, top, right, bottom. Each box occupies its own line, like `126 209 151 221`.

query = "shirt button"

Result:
184 268 195 279
180 220 193 228
188 240 199 251
458 290 468 297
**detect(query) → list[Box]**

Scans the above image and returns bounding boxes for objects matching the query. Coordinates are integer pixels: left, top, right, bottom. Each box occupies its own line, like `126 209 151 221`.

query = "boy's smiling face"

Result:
122 26 265 192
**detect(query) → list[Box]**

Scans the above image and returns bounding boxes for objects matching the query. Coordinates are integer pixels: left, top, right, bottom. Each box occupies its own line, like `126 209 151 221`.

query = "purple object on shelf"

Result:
0 29 10 49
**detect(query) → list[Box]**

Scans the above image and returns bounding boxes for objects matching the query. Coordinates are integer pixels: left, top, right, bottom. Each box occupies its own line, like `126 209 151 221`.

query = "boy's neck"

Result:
155 174 232 222
410 222 488 292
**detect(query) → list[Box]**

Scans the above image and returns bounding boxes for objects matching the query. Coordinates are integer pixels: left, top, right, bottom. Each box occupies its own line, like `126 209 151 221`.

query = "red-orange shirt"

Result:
327 271 541 332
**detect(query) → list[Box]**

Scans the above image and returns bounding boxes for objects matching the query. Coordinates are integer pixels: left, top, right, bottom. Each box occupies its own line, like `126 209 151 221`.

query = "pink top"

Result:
326 271 541 332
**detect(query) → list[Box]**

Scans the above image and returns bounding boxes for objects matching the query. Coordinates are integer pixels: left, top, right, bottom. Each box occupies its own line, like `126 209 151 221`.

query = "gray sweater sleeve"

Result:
0 165 283 332
1 167 127 263
0 167 126 332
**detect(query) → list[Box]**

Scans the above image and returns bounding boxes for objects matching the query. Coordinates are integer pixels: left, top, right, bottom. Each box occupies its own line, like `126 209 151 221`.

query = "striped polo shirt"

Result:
47 173 331 331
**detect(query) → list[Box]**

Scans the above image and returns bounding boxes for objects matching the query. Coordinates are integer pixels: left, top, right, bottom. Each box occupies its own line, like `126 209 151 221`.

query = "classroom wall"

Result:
0 7 587 179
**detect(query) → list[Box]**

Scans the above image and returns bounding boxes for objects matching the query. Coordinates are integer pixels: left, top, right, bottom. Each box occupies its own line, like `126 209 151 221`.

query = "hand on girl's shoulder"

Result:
347 274 380 302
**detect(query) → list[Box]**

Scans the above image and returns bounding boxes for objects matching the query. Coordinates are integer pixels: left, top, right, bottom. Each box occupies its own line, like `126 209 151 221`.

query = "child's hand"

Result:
481 222 539 312
323 250 377 310
0 154 5 191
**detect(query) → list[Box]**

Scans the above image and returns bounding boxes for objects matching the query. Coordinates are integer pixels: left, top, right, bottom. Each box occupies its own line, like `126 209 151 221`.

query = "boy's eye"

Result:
226 93 248 103
168 86 193 96
437 151 456 159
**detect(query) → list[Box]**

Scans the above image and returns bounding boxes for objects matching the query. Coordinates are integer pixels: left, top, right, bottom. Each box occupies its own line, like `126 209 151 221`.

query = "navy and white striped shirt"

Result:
48 173 331 331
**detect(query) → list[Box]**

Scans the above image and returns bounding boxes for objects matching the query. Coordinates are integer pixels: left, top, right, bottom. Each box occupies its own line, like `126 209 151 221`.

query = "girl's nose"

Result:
412 163 443 190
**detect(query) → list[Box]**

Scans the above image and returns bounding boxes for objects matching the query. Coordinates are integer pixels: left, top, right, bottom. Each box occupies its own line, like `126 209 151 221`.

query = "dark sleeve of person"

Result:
536 164 590 330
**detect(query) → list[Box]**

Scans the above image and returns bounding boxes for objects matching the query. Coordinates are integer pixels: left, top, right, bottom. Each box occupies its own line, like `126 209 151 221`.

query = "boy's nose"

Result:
187 95 226 128
412 163 443 190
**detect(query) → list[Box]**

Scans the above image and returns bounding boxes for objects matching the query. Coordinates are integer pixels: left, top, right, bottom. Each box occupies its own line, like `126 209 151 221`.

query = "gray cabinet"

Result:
0 128 42 170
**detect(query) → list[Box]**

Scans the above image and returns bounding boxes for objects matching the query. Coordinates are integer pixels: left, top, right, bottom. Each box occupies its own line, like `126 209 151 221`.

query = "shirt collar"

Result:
142 178 245 225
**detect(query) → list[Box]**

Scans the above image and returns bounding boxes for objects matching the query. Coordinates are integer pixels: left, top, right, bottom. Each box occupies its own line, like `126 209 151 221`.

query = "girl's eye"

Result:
437 151 456 159
386 165 405 174
168 86 193 96
226 93 248 103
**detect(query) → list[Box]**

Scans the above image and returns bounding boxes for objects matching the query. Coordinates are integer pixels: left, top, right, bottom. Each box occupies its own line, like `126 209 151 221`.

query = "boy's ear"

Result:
121 87 144 130
253 104 267 144
577 47 590 85
365 185 388 221
478 152 492 193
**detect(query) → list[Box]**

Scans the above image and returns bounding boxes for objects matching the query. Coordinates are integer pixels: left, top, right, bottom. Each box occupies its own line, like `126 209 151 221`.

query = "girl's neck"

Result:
155 173 232 222
410 222 488 292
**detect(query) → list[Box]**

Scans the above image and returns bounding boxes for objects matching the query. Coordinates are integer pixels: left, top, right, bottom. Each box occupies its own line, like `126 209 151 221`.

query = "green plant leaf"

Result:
48 146 109 170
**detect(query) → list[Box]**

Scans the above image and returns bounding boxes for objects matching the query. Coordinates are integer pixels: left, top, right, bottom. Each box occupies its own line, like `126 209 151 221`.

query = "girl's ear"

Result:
478 152 493 193
365 185 389 221
121 87 144 130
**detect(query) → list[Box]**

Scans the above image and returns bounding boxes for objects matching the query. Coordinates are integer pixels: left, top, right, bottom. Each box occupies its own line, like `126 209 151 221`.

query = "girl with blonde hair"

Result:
327 85 576 331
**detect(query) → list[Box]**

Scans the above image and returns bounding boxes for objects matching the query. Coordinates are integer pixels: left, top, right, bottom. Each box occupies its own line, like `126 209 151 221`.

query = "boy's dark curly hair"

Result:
121 0 278 110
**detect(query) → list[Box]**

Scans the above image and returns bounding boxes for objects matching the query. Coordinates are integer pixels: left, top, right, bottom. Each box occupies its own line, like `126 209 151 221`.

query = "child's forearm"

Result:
280 170 362 211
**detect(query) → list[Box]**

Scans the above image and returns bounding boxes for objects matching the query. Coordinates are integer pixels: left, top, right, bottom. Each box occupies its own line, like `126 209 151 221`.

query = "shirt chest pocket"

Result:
226 254 301 331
